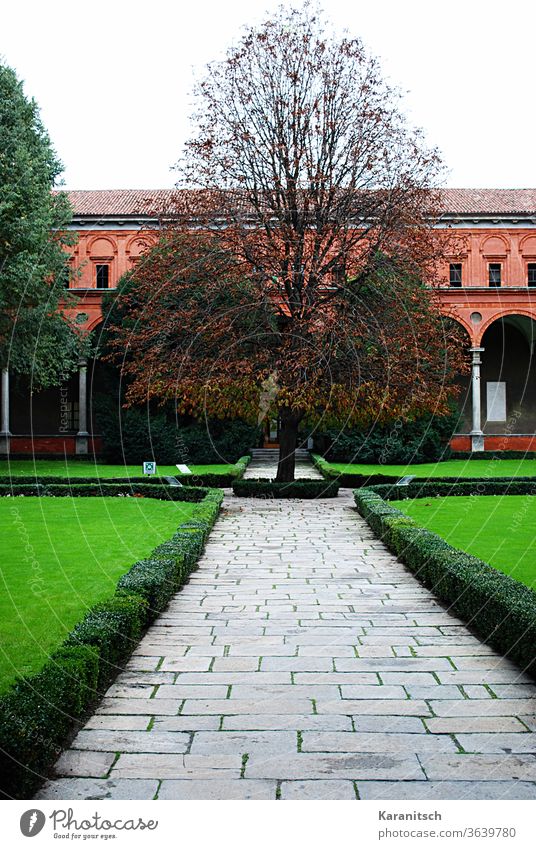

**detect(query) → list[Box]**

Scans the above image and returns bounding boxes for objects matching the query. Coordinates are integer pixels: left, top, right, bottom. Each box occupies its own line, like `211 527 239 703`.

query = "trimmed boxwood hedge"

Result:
451 451 536 460
313 454 536 489
371 479 536 500
0 482 209 501
233 478 340 498
0 455 250 491
0 486 223 799
354 485 536 679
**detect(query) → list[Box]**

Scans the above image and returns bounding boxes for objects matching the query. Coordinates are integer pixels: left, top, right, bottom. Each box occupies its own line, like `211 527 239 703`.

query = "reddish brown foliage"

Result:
106 6 467 480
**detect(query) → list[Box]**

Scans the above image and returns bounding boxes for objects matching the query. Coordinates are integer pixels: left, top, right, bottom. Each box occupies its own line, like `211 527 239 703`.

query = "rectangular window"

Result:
449 263 462 287
528 264 536 287
489 263 501 287
96 264 109 289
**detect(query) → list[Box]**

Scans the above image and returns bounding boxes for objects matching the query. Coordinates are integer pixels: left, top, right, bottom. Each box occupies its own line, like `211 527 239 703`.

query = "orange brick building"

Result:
1 188 536 456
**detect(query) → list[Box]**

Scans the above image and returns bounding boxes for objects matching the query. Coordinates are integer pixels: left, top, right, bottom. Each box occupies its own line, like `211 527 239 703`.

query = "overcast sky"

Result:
3 0 536 190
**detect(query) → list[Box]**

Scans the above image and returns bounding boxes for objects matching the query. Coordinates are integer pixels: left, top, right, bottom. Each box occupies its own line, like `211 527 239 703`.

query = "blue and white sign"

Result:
143 461 157 476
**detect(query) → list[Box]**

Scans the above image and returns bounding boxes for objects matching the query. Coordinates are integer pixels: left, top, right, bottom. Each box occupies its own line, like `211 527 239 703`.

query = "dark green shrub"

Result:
94 397 260 464
354 487 536 677
317 408 459 464
233 479 340 498
117 559 180 622
451 451 536 460
65 595 147 688
0 482 209 501
0 645 99 799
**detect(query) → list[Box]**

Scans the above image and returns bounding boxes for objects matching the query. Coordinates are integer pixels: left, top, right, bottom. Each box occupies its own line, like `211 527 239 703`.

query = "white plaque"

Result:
487 382 506 422
176 463 192 475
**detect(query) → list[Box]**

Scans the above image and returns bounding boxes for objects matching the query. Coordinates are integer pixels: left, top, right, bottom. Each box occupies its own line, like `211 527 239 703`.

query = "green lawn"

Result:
0 459 237 478
322 458 536 478
0 496 196 693
392 495 536 590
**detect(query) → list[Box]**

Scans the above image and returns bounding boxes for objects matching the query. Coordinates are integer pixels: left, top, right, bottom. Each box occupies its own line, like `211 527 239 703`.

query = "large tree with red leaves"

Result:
106 5 465 480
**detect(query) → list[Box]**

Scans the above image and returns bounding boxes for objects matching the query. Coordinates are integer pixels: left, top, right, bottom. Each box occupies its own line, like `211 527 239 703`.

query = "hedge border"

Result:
0 454 251 490
353 482 536 679
312 453 536 489
451 451 536 460
0 486 223 799
232 478 340 498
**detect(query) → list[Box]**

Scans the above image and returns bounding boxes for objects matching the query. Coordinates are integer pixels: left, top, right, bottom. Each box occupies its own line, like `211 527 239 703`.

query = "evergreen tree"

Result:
0 62 81 386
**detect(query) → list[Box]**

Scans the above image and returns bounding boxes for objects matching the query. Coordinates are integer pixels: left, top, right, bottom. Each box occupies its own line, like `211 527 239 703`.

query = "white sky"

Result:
3 0 536 190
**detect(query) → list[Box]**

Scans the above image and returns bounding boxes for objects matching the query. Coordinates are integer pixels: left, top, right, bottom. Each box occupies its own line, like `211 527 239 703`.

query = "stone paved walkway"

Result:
38 494 536 800
243 449 323 479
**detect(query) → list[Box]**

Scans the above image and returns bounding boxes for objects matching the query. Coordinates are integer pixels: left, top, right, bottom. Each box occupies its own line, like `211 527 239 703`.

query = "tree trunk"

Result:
275 409 300 482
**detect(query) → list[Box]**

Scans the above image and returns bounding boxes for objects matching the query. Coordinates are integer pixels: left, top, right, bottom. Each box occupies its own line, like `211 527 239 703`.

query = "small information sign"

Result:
396 475 415 486
143 461 157 476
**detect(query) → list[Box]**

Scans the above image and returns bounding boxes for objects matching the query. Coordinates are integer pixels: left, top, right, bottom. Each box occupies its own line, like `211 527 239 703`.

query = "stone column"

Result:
75 358 89 455
0 368 11 455
470 346 485 452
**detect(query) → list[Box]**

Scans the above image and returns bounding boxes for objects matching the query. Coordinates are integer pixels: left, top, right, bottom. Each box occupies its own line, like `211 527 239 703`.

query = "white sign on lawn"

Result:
176 464 192 475
143 461 157 476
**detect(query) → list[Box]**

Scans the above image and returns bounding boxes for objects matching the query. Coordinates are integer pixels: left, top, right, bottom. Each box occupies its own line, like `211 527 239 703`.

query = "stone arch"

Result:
479 234 509 256
125 234 156 256
519 234 536 256
477 308 536 344
87 235 117 257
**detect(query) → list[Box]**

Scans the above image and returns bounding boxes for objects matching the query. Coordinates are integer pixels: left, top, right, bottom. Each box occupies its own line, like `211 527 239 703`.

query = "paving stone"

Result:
280 780 356 800
340 685 406 700
455 733 536 753
111 753 241 779
153 716 221 731
421 754 536 781
357 781 536 800
317 699 431 716
488 684 536 699
160 658 213 672
335 657 454 672
352 716 427 733
71 730 190 754
189 731 296 754
36 778 159 800
246 753 425 780
98 698 180 716
158 779 277 800
261 657 335 672
154 685 229 699
301 731 458 753
293 673 380 685
430 699 536 717
181 698 314 715
84 716 152 731
404 685 464 700
230 684 340 699
425 716 529 734
436 670 533 685
175 672 292 685
222 714 353 731
54 750 115 778
211 658 260 672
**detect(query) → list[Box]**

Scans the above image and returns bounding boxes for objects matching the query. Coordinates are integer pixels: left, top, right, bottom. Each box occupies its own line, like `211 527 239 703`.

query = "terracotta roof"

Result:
64 190 176 217
439 189 536 215
62 188 536 218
